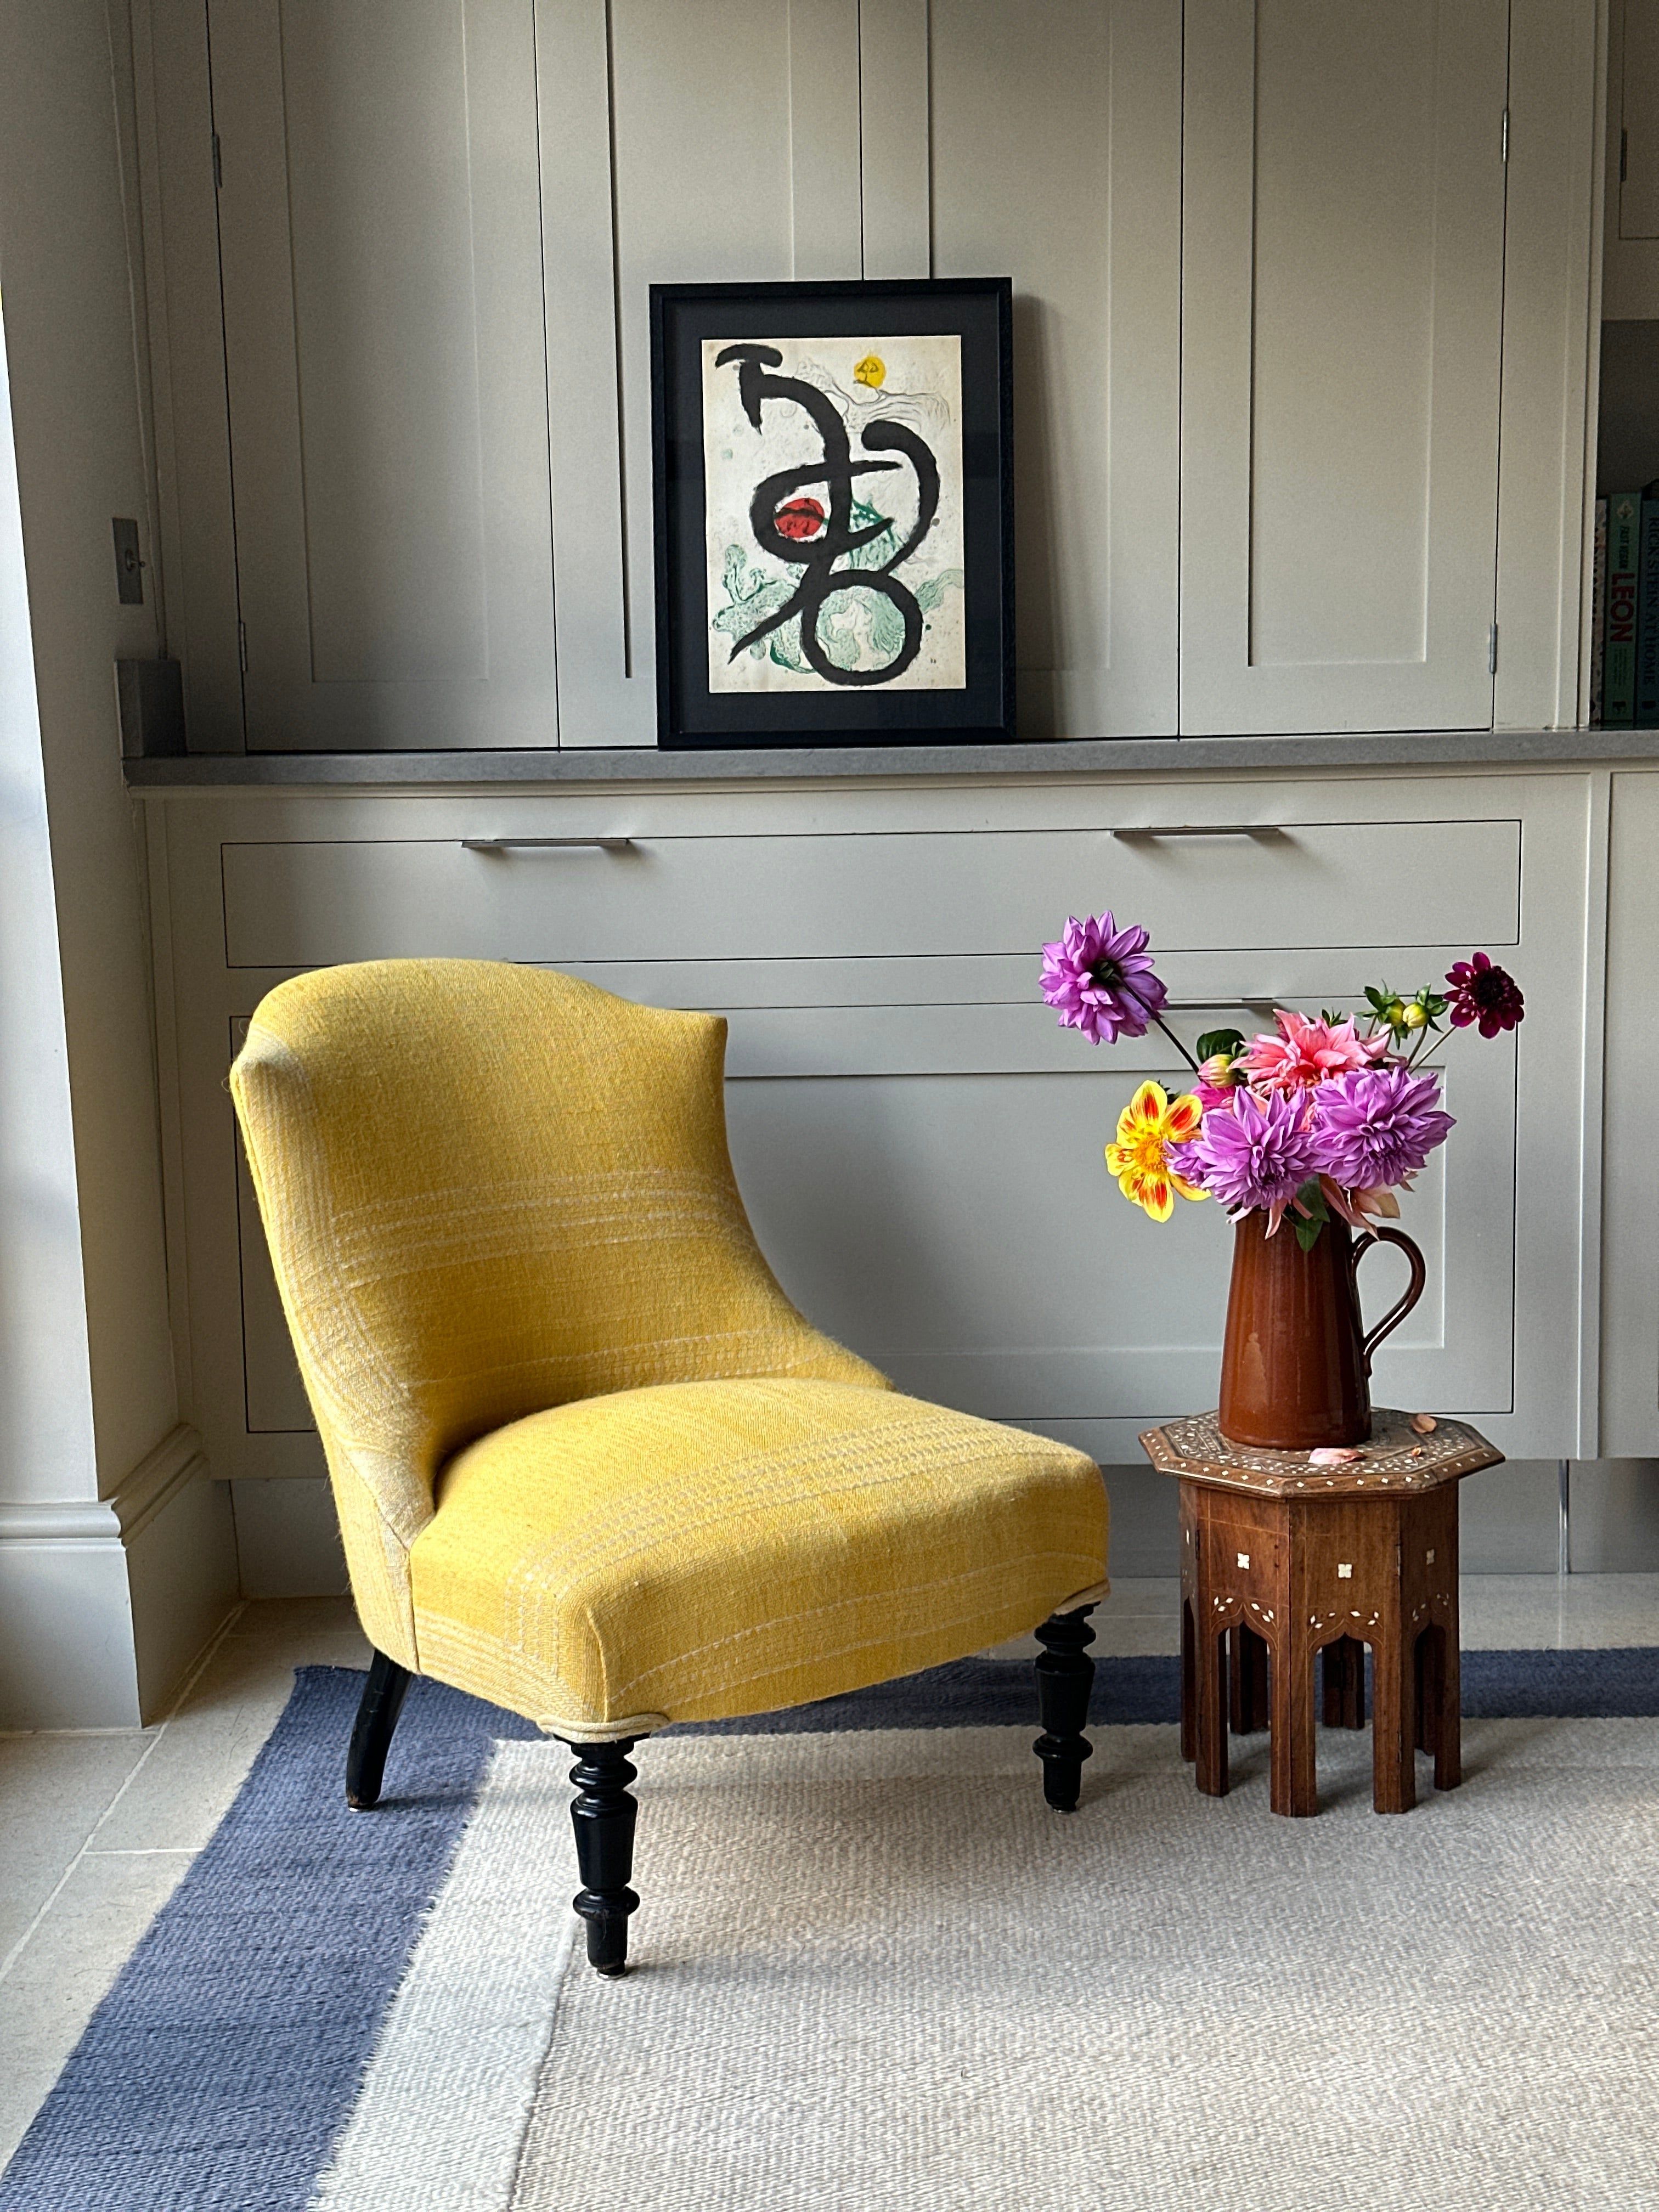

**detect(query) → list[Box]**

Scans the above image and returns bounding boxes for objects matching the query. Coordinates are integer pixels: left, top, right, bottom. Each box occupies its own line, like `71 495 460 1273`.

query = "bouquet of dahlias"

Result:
1040 915 1523 1249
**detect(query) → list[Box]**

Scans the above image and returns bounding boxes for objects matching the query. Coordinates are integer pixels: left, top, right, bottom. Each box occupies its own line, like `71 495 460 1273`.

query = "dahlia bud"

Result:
1197 1052 1239 1090
1385 998 1408 1029
1402 1002 1428 1031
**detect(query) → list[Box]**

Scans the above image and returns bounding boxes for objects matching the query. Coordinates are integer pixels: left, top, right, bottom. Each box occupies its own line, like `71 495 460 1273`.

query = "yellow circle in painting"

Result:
853 354 886 389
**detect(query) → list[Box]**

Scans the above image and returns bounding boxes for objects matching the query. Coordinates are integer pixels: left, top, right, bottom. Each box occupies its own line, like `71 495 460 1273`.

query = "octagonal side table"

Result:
1139 1409 1504 1818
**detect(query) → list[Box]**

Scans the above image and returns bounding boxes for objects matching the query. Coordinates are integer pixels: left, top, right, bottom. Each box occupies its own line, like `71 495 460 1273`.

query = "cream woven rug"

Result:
314 1719 1659 2212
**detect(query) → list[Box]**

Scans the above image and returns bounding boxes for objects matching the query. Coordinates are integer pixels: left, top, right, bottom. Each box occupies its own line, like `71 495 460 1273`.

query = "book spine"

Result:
1639 496 1659 727
1592 496 1608 726
1604 493 1641 728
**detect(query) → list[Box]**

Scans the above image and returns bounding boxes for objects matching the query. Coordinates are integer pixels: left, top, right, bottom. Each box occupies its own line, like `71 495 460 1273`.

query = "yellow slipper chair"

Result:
230 958 1109 1974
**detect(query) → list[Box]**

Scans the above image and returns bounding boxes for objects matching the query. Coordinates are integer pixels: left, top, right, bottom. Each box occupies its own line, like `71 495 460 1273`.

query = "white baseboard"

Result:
0 1425 239 1728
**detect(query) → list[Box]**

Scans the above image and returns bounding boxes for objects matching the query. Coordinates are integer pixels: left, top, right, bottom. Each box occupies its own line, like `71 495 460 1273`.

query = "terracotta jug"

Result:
1216 1210 1427 1451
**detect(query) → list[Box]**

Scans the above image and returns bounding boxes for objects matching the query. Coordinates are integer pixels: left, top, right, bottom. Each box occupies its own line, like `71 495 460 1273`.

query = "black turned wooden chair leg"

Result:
563 1739 640 1977
1033 1606 1097 1812
346 1650 413 1809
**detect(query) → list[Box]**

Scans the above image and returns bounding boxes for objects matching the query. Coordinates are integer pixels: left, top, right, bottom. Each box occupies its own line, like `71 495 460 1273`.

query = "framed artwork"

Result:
651 277 1013 750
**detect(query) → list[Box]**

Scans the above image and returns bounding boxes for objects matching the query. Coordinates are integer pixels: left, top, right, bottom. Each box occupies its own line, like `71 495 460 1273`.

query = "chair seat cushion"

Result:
408 1378 1107 1736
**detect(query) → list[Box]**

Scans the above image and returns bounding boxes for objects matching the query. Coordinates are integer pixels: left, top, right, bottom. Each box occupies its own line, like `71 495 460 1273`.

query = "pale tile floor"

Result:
1 1578 1656 2172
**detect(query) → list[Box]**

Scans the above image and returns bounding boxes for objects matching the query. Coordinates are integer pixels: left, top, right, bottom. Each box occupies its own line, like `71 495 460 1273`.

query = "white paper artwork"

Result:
702 335 966 694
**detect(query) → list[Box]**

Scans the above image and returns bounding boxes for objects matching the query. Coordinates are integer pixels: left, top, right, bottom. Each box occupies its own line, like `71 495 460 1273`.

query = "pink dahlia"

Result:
1039 912 1167 1045
1182 1088 1323 1230
1239 1009 1390 1094
1313 1065 1455 1193
1444 952 1524 1038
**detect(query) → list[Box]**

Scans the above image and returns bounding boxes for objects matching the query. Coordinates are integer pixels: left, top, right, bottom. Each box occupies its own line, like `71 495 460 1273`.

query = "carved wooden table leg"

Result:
1268 1628 1319 1817
1322 1635 1367 1729
1370 1577 1418 1815
1405 1483 1462 1792
1180 1487 1198 1764
1230 1624 1270 1734
1192 1602 1230 1798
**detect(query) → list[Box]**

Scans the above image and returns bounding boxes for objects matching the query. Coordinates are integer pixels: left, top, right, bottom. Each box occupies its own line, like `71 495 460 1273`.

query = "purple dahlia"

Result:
1182 1088 1322 1221
1313 1065 1455 1192
1039 911 1167 1045
1444 951 1524 1037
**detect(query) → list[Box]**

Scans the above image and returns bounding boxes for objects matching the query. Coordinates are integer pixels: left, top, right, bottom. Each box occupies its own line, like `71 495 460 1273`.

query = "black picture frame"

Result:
650 277 1014 751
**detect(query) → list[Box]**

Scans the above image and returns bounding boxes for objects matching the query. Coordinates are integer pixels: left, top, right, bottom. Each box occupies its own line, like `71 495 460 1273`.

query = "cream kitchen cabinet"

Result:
144 768 1595 1511
1180 0 1508 736
1604 0 1659 319
137 0 1596 756
1601 770 1659 1454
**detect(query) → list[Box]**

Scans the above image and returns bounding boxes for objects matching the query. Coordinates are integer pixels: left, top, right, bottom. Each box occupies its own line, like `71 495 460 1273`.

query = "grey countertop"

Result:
124 725 1659 788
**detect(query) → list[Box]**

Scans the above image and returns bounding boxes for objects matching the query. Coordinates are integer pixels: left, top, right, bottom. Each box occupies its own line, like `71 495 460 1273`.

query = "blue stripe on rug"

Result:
675 1645 1659 1729
5 1644 1657 2210
0 1670 536 2212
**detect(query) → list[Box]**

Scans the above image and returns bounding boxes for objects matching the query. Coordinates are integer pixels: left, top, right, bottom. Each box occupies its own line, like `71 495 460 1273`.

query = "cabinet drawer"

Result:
222 819 1520 971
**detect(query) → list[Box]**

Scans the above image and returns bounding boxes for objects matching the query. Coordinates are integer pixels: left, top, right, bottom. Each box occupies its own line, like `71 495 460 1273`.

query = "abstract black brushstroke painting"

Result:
652 280 1013 749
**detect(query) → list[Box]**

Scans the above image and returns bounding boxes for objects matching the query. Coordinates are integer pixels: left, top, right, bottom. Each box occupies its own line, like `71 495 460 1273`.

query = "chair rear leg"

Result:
564 1739 640 1976
346 1650 413 1809
1033 1606 1097 1812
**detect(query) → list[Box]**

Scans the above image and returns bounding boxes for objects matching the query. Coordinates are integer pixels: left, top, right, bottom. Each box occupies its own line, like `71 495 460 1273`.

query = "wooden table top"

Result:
1138 1408 1504 1497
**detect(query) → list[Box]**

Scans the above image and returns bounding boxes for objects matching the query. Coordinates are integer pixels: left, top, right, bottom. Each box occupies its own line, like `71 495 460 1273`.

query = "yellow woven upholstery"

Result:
232 960 1108 1731
414 1377 1108 1735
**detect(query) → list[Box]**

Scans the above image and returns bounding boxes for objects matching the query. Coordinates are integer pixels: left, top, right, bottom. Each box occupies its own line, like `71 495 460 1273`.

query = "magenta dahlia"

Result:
1182 1088 1323 1228
1444 952 1524 1037
1313 1065 1455 1192
1039 911 1167 1045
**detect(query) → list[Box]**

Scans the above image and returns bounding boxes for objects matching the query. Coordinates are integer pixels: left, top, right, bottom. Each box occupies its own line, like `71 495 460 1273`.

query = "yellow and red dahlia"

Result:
1105 1081 1207 1222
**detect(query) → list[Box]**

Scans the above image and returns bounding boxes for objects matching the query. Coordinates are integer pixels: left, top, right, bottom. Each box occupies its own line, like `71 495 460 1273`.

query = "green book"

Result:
1604 491 1643 728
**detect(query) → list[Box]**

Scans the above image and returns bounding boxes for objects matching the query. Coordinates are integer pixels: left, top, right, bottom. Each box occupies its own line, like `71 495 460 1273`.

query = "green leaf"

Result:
1291 1178 1330 1252
1195 1028 1245 1063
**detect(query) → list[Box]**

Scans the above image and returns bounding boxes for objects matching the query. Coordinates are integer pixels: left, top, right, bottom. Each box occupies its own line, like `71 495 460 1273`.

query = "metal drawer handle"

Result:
461 837 634 852
1165 998 1281 1014
1110 824 1285 839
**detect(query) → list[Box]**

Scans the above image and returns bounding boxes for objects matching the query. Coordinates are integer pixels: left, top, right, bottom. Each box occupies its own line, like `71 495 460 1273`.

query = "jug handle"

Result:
1350 1226 1427 1377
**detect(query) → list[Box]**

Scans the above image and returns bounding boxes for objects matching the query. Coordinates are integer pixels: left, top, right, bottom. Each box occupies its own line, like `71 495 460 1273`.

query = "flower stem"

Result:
1114 980 1201 1077
1148 1009 1201 1075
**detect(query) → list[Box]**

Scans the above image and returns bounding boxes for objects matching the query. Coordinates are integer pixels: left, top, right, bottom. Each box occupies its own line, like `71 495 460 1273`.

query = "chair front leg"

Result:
346 1650 413 1809
1033 1606 1097 1812
563 1739 641 1976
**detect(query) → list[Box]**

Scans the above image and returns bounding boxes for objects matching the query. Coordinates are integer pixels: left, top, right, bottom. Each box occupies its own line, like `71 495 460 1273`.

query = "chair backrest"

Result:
232 960 883 1535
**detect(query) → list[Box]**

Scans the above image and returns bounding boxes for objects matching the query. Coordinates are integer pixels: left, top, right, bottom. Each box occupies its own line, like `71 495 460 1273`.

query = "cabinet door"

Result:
1604 1 1659 318
924 0 1182 737
1601 772 1659 1454
1179 0 1509 735
210 0 559 750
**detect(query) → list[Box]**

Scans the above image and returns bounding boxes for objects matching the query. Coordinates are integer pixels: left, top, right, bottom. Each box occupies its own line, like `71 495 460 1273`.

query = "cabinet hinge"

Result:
1488 623 1498 676
212 131 222 190
238 619 248 673
1502 108 1509 165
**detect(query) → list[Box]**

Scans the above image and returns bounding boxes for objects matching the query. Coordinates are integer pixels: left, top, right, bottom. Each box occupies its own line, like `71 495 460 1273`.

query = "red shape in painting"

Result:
773 496 826 541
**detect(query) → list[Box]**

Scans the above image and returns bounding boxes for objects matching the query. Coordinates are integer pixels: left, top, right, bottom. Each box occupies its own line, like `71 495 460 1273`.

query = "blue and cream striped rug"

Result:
5 1651 1659 2212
